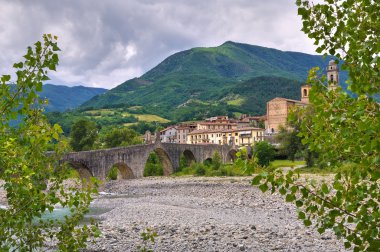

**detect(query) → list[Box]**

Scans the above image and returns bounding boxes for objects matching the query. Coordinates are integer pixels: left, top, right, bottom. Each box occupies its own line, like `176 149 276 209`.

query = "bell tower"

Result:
327 59 339 89
301 85 311 104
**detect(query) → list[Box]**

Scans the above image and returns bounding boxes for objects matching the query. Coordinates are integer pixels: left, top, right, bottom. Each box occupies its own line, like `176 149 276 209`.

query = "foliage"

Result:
102 127 142 148
178 154 187 172
144 152 164 177
276 125 303 162
211 151 222 170
195 165 206 176
106 166 119 180
175 157 246 177
253 141 275 167
269 160 306 169
69 119 98 151
129 121 163 135
254 1 380 250
138 227 158 252
234 148 259 174
0 35 98 251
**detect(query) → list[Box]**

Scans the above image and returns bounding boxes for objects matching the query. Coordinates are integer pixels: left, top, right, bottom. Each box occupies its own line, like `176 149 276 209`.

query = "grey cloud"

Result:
0 0 317 88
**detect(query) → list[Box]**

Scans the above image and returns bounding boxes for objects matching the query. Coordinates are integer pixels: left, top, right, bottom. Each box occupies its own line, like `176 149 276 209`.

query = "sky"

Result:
0 0 319 89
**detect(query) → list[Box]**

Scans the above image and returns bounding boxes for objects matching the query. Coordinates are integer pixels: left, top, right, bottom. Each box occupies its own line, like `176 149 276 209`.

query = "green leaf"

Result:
259 183 269 193
344 242 351 249
321 183 329 194
251 175 262 185
296 200 303 207
298 211 306 220
304 219 312 227
286 193 296 202
279 187 287 195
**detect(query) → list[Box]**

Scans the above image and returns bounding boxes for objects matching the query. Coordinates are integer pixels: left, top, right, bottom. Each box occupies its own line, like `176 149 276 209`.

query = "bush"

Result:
144 152 164 176
195 165 206 176
253 141 275 167
107 166 118 180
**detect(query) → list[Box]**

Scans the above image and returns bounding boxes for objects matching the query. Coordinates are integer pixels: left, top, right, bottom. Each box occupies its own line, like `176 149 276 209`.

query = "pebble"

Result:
78 176 347 252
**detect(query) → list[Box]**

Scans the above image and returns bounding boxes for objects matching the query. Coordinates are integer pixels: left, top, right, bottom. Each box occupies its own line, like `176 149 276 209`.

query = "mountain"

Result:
40 84 107 112
80 41 347 121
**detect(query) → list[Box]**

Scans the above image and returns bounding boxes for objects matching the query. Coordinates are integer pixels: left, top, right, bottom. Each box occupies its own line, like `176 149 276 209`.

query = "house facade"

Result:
187 127 264 147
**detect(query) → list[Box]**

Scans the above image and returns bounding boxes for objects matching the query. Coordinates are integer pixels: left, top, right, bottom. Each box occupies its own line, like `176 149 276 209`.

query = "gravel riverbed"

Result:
84 176 348 252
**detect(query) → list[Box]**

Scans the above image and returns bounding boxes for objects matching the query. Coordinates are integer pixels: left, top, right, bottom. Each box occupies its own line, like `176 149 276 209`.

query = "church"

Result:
265 60 339 134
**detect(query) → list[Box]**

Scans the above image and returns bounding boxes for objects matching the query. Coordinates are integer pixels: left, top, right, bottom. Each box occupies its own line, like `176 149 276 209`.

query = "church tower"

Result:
327 59 339 89
301 84 311 104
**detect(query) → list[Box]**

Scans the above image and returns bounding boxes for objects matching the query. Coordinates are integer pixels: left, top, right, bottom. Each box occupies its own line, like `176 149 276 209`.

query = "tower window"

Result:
330 74 334 82
303 89 308 97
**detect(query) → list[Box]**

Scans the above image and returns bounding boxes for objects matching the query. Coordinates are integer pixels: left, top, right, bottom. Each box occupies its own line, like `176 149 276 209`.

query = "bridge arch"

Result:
182 150 196 166
153 148 173 176
66 161 93 180
108 162 135 180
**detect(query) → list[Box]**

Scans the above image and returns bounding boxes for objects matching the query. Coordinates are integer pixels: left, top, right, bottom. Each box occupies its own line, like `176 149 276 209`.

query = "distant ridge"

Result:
40 84 107 112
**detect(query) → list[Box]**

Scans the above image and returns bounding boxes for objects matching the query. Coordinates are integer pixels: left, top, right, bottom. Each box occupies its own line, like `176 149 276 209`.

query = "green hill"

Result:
80 41 346 121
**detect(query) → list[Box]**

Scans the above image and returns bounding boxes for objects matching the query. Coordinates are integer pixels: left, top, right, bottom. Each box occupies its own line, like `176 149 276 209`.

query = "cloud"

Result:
0 0 318 89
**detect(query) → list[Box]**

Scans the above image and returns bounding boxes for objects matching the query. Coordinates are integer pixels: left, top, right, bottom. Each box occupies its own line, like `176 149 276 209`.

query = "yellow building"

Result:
187 127 264 147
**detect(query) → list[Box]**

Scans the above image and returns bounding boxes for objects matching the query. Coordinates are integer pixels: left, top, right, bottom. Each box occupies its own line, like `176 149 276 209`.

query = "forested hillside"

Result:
80 41 346 121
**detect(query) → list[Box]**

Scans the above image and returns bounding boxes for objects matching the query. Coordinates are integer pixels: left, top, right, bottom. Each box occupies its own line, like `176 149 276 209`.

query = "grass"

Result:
227 97 245 106
123 122 138 127
135 114 170 123
122 111 169 123
84 109 116 115
270 160 305 169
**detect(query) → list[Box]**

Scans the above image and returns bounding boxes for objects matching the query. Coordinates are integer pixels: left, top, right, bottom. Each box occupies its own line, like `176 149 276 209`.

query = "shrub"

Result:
195 165 206 176
107 166 119 180
253 141 275 167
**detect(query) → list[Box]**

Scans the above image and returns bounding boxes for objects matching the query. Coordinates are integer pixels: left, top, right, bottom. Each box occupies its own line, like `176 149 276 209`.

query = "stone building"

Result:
266 97 307 134
265 60 339 134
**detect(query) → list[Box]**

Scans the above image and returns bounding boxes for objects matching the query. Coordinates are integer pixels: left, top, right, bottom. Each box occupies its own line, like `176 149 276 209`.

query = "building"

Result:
187 127 264 147
265 60 339 134
266 97 308 134
177 123 197 144
160 126 178 143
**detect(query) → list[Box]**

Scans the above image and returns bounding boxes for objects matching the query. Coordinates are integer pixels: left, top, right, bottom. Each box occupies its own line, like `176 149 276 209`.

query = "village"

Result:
153 60 339 148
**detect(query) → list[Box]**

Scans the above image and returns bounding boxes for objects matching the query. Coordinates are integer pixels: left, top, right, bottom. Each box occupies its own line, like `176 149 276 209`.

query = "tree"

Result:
276 125 302 162
70 119 98 151
102 127 142 148
144 152 164 176
253 1 380 250
211 151 222 170
0 35 98 251
277 106 317 166
253 141 275 167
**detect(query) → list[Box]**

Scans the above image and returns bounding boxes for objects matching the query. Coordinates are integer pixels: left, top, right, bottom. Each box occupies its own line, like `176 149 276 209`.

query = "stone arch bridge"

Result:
62 142 238 180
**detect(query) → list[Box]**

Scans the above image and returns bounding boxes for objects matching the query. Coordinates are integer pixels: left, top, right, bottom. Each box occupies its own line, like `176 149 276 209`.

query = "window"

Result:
303 89 307 97
235 133 238 136
330 74 334 82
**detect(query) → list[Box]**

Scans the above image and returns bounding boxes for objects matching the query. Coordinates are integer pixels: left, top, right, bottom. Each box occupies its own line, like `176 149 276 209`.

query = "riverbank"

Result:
85 176 347 252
